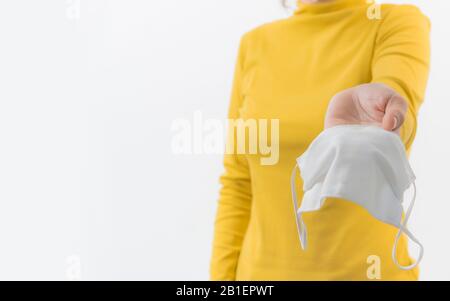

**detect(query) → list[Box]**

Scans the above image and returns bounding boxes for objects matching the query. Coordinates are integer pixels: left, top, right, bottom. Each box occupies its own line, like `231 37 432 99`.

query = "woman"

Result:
210 0 430 280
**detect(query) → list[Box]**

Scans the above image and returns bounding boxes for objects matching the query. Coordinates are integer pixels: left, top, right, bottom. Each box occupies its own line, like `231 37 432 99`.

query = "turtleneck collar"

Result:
295 0 368 15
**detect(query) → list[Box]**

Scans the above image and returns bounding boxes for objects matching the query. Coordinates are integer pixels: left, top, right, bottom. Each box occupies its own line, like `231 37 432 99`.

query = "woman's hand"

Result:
324 83 408 133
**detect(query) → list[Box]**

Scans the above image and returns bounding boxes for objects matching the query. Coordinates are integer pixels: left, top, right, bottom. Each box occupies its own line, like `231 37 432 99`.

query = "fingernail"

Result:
392 116 398 130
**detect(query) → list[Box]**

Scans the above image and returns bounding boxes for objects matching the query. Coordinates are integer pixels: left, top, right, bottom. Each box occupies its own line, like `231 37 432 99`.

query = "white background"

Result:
0 0 448 280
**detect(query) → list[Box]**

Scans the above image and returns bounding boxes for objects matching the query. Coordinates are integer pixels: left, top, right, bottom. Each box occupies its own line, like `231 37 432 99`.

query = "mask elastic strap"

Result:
291 165 307 250
392 182 424 270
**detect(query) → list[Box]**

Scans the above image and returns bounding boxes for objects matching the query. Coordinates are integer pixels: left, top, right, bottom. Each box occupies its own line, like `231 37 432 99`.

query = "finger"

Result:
382 94 407 131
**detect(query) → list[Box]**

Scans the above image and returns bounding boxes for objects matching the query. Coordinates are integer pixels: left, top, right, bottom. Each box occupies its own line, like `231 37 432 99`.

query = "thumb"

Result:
382 94 407 132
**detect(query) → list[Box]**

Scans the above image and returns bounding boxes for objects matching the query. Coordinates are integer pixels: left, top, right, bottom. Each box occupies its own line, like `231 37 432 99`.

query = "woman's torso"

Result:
235 2 419 280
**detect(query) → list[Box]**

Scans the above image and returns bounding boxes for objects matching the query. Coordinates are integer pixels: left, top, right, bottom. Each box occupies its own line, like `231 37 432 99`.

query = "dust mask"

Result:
290 125 423 270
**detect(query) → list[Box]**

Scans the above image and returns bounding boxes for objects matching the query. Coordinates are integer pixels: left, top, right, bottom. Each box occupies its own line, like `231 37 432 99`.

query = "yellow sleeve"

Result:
210 35 252 280
371 5 431 150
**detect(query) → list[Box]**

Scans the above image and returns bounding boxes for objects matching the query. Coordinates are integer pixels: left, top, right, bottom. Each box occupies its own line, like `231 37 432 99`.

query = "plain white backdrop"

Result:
0 0 449 280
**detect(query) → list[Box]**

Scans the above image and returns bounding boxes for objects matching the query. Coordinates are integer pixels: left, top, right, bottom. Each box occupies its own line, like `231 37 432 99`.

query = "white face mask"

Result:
290 125 423 270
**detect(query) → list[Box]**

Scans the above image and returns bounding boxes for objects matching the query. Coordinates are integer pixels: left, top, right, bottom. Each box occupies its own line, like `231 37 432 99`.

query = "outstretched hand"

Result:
324 83 408 133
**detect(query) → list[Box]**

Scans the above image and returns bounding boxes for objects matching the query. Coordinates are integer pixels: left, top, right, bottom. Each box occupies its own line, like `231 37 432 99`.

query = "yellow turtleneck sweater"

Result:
210 0 430 280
